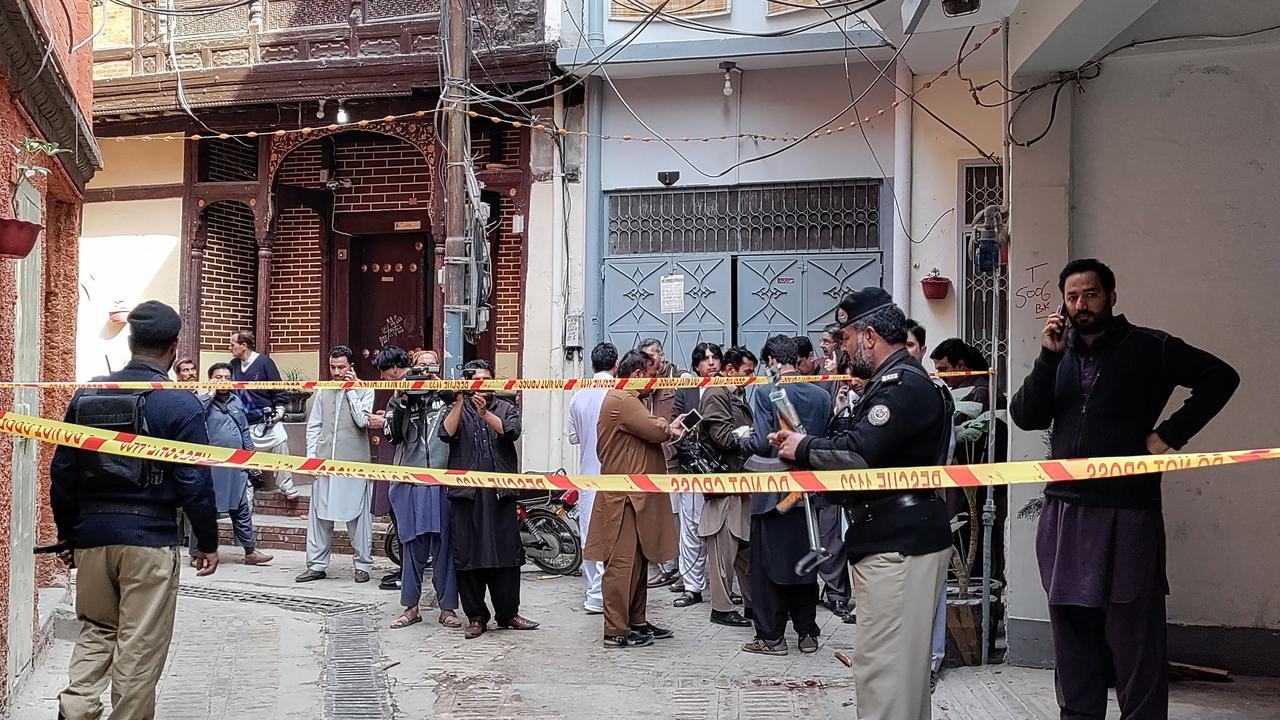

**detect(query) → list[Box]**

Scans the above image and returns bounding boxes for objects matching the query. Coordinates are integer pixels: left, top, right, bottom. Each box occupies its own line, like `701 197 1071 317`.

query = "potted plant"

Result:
943 387 1007 666
281 367 312 421
1 138 67 259
921 268 952 300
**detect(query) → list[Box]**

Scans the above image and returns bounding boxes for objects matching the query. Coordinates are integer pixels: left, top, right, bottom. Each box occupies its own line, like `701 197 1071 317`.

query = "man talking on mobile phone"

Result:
1011 259 1238 720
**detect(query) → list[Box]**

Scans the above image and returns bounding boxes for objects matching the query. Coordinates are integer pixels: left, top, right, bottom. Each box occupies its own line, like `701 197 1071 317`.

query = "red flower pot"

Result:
0 218 43 259
921 276 952 300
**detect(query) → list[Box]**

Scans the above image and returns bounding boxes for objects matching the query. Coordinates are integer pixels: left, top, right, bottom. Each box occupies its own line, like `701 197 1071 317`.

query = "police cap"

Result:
127 300 183 346
835 287 894 326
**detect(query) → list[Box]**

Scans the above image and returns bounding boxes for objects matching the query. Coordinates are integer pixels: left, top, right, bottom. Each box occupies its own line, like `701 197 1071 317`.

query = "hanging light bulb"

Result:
316 99 327 119
718 61 737 98
336 100 349 124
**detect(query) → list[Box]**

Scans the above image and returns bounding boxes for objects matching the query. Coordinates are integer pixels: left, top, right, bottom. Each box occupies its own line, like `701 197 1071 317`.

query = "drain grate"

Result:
324 611 392 720
178 585 370 615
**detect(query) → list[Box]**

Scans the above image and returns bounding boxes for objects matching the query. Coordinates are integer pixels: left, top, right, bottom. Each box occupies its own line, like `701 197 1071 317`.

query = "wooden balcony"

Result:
92 0 548 119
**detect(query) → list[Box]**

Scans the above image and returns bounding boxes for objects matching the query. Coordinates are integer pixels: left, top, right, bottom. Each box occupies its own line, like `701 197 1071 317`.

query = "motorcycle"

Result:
517 471 583 576
383 472 583 577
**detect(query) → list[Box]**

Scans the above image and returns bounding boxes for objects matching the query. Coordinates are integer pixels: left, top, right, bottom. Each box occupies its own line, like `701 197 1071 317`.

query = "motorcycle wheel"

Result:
524 507 582 576
384 525 402 567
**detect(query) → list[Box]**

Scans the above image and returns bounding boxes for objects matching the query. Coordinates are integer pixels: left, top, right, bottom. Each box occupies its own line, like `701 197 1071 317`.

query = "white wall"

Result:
601 63 895 190
78 199 183 380
1069 41 1280 629
906 70 1004 340
594 0 869 46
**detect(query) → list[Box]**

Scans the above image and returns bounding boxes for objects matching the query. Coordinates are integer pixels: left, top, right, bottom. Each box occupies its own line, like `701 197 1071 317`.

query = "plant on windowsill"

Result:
1 138 66 259
281 367 312 421
921 267 952 300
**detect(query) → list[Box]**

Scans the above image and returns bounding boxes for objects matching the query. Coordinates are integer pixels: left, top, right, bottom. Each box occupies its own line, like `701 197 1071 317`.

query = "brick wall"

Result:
268 132 433 354
202 138 258 182
493 198 523 352
270 208 323 352
200 201 258 351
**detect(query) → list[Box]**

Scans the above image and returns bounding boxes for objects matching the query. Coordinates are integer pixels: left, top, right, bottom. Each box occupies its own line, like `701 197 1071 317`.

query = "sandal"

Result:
390 611 422 629
438 611 464 628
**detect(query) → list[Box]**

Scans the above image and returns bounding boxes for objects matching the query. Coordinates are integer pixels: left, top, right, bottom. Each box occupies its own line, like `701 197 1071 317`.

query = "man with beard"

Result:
637 337 682 589
772 288 953 719
440 360 538 638
567 342 619 615
1011 259 1238 720
587 349 684 648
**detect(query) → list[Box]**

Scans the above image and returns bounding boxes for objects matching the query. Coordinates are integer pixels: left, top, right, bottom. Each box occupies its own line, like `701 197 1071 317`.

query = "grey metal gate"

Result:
602 254 732 370
605 252 881 367
737 253 881 354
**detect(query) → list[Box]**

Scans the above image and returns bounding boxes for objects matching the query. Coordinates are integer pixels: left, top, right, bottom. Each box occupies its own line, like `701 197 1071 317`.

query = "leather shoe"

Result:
673 591 703 607
464 621 487 639
842 609 857 624
498 615 540 630
244 550 273 566
354 570 370 584
603 631 654 648
647 568 679 588
295 569 326 583
710 610 752 627
827 599 849 616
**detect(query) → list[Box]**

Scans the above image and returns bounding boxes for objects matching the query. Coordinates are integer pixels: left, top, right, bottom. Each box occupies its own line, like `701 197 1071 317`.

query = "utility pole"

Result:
441 0 470 378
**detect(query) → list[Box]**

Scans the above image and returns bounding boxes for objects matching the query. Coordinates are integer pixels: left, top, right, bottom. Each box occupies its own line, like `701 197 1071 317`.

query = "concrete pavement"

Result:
10 549 1280 719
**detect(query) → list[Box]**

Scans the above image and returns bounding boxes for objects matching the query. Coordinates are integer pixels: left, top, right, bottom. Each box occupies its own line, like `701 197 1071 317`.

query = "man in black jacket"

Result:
51 301 220 720
1010 259 1239 720
773 290 952 719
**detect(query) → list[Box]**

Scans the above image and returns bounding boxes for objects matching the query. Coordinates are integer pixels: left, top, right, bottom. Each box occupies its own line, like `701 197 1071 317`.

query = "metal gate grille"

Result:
960 163 1006 393
607 179 881 255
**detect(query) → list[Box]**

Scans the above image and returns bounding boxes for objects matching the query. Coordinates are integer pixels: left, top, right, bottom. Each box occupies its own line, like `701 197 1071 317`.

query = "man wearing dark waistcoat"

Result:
773 289 953 720
1011 259 1238 720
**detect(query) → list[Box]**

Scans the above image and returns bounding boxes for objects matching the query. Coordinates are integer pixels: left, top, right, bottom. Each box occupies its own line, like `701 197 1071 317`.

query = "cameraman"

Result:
695 346 756 629
375 348 463 629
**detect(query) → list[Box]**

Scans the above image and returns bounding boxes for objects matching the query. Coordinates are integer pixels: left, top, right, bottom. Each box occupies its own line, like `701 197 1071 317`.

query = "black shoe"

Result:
631 622 674 640
379 572 401 591
842 609 857 624
647 568 679 588
295 569 326 583
604 631 655 648
710 610 752 627
743 607 753 621
798 634 819 654
828 598 849 616
673 591 703 608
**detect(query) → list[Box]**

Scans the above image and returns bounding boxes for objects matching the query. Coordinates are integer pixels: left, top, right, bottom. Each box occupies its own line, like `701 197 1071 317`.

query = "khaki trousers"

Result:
851 548 950 720
59 545 181 720
705 527 751 613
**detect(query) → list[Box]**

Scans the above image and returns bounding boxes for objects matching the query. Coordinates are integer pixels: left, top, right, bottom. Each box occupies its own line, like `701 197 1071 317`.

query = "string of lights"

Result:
105 26 1000 147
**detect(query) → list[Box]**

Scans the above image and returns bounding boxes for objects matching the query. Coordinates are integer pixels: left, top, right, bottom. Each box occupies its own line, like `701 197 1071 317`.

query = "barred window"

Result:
610 0 730 21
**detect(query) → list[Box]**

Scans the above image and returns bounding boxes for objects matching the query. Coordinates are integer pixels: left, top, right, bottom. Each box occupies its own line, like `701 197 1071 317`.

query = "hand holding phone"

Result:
1043 303 1069 353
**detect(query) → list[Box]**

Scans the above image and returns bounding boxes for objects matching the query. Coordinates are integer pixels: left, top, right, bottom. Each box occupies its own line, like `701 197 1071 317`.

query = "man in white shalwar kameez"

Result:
295 346 376 584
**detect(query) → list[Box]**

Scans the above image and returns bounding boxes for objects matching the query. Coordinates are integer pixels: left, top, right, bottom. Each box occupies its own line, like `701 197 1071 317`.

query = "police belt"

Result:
80 500 179 521
844 491 940 525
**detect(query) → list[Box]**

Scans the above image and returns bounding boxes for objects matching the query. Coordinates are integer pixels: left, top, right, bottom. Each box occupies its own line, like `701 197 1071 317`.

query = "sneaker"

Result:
583 603 604 615
630 622 674 640
798 634 819 654
354 570 371 584
280 486 301 500
742 637 788 656
604 631 654 648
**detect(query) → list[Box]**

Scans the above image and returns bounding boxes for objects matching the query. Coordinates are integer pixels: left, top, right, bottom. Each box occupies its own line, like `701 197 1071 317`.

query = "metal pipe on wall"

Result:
892 58 913 310
581 0 606 348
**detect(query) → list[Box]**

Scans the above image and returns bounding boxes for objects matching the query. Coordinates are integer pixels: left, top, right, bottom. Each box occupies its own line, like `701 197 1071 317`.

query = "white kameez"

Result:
305 388 375 522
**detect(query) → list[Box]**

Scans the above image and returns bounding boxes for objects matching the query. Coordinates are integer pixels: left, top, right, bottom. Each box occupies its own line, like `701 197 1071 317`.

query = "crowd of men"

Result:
47 258 1238 720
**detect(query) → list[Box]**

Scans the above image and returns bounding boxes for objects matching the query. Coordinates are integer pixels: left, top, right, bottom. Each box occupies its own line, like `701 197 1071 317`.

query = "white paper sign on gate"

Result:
660 274 685 314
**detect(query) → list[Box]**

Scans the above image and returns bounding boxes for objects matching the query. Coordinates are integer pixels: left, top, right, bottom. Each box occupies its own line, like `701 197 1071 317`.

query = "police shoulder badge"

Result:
868 404 891 426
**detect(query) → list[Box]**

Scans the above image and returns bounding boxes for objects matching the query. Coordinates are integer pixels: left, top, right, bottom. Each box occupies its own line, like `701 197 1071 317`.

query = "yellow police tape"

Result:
0 410 1273 494
0 370 993 393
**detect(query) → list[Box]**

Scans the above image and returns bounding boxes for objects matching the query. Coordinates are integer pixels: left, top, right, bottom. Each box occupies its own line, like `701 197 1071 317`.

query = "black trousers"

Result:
1049 594 1168 719
750 545 820 642
456 566 521 624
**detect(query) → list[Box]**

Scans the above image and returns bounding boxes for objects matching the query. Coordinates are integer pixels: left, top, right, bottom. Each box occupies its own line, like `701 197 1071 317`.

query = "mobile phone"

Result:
678 409 704 430
1055 303 1071 339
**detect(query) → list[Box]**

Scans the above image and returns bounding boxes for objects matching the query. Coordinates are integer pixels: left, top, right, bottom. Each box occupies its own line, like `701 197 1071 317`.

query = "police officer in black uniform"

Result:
772 287 952 720
51 300 220 720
